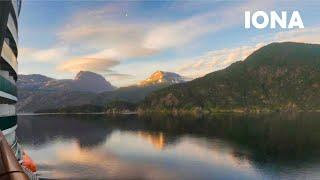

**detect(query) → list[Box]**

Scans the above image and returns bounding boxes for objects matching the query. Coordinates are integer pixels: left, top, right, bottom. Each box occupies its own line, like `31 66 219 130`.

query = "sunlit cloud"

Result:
20 47 68 62
58 57 120 73
55 45 157 74
92 45 158 60
143 14 218 50
105 73 134 81
176 44 264 78
58 23 147 51
56 3 150 55
273 27 320 43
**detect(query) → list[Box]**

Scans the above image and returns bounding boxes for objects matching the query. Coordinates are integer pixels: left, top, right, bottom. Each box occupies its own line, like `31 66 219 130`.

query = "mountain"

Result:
44 71 115 93
17 84 169 113
139 71 184 86
93 84 170 104
18 74 54 90
17 71 116 112
17 71 175 112
18 71 115 93
17 89 97 113
90 71 186 108
141 42 320 112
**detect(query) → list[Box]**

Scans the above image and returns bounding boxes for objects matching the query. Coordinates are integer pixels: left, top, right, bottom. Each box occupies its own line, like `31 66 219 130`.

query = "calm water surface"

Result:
16 113 320 179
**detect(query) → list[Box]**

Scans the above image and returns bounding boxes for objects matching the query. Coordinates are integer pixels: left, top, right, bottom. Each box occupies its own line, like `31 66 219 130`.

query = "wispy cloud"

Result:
58 57 120 73
143 1 275 50
20 47 68 62
106 73 134 82
273 27 320 43
175 44 264 78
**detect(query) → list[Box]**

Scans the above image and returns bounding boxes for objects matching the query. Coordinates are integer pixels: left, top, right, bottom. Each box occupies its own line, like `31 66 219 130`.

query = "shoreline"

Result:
17 109 320 116
18 112 138 116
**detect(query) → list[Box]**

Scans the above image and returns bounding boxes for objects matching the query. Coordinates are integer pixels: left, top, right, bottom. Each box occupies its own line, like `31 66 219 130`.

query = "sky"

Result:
18 0 320 87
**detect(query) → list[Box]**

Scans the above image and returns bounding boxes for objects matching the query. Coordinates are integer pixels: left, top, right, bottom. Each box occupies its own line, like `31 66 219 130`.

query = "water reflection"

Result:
16 113 320 179
132 131 164 150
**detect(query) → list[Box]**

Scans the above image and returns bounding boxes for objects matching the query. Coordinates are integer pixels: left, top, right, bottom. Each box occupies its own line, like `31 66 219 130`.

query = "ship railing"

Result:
0 131 28 179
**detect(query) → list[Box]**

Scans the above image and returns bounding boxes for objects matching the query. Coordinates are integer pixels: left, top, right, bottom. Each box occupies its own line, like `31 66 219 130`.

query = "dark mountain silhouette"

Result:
18 71 115 93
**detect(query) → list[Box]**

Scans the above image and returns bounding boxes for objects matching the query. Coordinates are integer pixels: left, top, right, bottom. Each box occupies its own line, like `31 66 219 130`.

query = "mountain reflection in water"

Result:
16 113 320 179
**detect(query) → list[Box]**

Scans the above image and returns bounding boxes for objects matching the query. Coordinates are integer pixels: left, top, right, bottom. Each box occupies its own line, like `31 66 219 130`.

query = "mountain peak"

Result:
74 71 105 81
139 70 184 86
18 74 55 90
18 71 116 93
245 42 320 66
19 74 54 81
70 71 116 92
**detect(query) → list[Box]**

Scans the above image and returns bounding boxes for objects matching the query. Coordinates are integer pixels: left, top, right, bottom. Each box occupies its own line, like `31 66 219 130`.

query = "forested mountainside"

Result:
141 42 320 112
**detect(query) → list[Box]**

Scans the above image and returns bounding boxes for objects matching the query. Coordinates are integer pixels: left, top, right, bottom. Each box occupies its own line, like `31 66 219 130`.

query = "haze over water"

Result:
16 113 320 179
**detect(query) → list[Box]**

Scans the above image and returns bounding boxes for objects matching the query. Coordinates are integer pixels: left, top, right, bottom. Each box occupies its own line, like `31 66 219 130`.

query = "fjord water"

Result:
17 113 320 179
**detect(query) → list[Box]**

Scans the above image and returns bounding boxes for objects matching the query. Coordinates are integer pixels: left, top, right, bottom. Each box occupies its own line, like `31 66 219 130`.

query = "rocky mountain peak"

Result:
18 71 115 93
139 70 184 86
72 71 115 92
18 74 55 90
75 71 106 81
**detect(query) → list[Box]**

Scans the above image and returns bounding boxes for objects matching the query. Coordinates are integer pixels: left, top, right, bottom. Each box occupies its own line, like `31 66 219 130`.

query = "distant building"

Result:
0 0 22 159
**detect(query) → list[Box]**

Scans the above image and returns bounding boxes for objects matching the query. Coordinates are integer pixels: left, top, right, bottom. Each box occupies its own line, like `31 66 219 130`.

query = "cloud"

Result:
58 57 120 73
176 44 264 78
22 1 274 65
56 3 147 52
92 45 158 60
273 27 320 43
58 23 147 51
57 0 275 58
143 15 215 50
105 73 134 81
143 1 275 50
143 9 235 50
54 4 159 74
20 47 68 62
56 44 159 74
